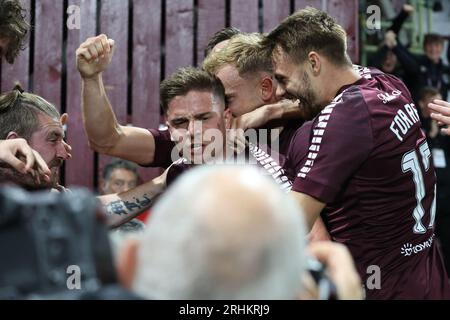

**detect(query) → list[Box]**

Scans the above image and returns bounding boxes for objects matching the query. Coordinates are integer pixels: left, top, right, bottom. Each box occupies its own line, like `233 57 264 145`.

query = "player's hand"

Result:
231 107 268 131
234 99 301 130
308 241 364 300
226 125 247 156
0 139 51 184
429 99 450 135
76 34 115 79
154 164 174 189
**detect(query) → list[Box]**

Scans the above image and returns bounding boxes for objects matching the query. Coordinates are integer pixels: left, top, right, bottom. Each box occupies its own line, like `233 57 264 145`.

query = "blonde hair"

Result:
203 33 273 76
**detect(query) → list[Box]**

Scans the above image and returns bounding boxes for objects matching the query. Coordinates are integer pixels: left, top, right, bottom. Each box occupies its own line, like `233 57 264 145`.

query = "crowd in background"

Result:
368 4 450 274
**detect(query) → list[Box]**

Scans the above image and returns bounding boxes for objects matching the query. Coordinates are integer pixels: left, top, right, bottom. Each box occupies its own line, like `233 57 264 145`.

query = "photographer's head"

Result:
0 0 29 64
160 67 231 164
0 85 70 189
117 165 307 299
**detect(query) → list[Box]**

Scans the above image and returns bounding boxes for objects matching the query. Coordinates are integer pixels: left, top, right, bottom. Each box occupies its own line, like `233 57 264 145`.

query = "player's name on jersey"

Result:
389 103 420 142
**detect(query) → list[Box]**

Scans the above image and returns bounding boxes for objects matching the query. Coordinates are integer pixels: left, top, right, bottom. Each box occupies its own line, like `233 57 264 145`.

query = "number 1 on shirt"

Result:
401 141 436 234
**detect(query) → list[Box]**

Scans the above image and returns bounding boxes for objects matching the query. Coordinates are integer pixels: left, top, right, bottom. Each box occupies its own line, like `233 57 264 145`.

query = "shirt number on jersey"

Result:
401 141 436 234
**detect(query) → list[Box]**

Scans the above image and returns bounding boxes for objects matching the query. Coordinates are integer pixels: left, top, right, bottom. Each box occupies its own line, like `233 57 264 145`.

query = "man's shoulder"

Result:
148 126 171 141
347 66 411 112
325 85 369 122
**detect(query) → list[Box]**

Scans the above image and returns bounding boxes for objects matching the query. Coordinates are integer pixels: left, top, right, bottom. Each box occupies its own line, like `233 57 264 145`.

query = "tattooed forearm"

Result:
104 194 153 217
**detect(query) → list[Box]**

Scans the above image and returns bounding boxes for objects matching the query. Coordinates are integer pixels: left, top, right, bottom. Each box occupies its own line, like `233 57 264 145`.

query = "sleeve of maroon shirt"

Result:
291 89 373 203
140 129 175 168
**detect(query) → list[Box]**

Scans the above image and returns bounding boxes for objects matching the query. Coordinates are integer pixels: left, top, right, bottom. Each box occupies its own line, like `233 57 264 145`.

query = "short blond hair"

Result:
203 33 273 76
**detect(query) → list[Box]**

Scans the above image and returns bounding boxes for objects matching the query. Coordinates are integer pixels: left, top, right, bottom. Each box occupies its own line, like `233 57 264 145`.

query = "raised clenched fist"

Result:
76 34 115 79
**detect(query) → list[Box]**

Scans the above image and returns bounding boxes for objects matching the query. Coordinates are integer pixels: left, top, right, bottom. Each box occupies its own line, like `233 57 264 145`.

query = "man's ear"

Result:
308 51 321 75
60 113 69 126
117 237 140 289
260 76 274 102
6 132 20 140
223 108 233 129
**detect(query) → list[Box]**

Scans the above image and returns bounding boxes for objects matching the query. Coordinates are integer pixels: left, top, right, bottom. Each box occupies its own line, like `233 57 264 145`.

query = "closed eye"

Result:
171 118 188 126
275 75 287 86
195 113 212 121
225 95 234 105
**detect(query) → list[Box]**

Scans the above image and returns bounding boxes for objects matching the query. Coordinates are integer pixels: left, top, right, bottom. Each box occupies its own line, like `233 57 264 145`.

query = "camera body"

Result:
0 186 117 299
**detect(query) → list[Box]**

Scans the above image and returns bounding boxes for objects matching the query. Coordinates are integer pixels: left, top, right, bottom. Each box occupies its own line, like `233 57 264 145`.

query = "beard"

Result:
289 72 323 121
48 158 63 187
0 158 63 191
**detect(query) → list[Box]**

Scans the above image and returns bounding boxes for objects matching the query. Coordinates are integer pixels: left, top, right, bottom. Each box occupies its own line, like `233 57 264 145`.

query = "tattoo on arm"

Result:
104 194 153 216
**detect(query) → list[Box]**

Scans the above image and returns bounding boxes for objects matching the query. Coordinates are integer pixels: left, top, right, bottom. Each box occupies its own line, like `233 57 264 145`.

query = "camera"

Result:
306 257 338 300
0 186 117 299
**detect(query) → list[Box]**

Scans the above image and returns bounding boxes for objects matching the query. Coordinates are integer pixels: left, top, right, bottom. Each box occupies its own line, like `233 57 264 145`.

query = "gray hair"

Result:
0 84 60 140
131 165 307 299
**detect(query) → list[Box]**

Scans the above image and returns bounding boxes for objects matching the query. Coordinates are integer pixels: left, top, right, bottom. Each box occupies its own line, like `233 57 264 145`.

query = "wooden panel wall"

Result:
0 0 359 190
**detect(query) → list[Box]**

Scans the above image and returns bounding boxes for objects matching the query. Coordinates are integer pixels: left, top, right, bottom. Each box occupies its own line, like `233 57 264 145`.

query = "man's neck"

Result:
323 64 361 102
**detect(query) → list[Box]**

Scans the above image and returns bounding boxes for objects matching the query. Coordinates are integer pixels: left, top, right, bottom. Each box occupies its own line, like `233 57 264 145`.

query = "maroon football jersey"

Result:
144 128 176 168
146 128 292 191
287 66 450 299
165 142 292 192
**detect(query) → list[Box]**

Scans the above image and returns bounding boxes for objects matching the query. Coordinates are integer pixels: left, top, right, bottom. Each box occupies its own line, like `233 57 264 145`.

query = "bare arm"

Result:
308 216 331 242
289 190 326 232
77 34 156 165
232 99 302 130
98 172 166 228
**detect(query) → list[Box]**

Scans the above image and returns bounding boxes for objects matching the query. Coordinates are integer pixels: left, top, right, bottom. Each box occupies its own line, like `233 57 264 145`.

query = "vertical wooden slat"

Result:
65 0 97 188
230 0 259 33
99 0 130 184
1 0 31 92
262 0 290 33
295 0 323 11
197 0 226 65
132 0 163 182
327 0 359 63
165 0 194 76
132 0 160 130
33 0 63 109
